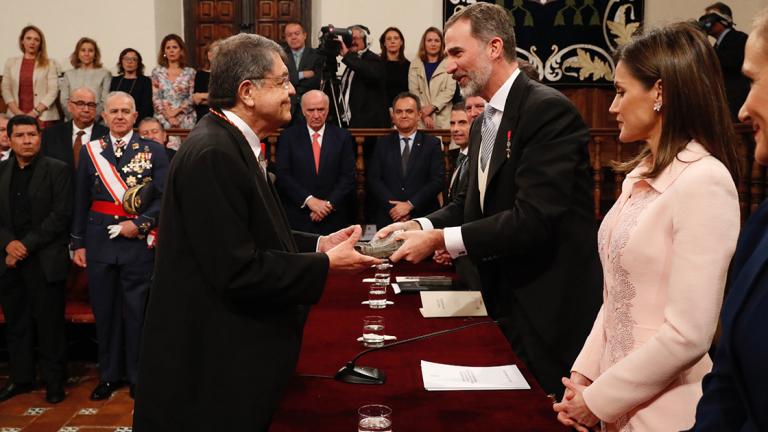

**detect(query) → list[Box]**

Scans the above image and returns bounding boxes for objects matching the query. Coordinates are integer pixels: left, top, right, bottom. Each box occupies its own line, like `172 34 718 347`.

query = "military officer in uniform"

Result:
71 91 169 400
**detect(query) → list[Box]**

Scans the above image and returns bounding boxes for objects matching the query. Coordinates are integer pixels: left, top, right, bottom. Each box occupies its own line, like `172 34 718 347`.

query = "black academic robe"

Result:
133 111 329 431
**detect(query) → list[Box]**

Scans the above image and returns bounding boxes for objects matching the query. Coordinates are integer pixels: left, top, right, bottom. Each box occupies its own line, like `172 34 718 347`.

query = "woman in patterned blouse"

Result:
151 34 196 149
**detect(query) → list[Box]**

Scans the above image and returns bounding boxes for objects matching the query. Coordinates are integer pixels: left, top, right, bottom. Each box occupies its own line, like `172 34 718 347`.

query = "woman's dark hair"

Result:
157 34 188 68
117 48 145 76
379 27 406 62
613 21 739 181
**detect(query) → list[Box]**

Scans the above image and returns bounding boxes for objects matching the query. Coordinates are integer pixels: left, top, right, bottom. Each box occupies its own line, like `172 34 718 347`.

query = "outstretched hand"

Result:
326 225 382 272
389 229 445 263
318 225 356 253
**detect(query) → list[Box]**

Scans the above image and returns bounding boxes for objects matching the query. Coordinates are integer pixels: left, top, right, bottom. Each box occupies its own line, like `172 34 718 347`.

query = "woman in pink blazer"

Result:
553 22 741 431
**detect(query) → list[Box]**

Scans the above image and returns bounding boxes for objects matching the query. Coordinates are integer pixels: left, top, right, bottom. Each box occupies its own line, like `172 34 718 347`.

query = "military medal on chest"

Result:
121 150 154 176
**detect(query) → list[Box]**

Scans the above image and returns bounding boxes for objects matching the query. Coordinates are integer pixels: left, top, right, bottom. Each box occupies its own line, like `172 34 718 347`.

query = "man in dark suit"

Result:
137 117 176 161
134 34 378 431
71 91 169 401
693 23 768 431
0 115 10 161
275 89 355 234
378 3 602 397
283 21 322 124
447 102 470 203
0 115 72 404
367 92 444 229
702 2 750 119
41 87 108 169
338 26 390 128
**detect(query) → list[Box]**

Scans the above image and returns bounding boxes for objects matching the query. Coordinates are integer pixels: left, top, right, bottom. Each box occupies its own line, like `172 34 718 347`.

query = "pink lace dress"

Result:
571 142 740 431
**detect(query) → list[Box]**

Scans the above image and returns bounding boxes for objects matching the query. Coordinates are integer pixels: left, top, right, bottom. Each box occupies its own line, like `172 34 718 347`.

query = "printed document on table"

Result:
421 360 530 391
419 291 487 317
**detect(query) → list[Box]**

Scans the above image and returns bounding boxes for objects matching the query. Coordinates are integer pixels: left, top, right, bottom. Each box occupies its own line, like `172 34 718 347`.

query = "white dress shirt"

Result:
222 109 263 169
110 130 134 151
73 123 94 147
416 68 521 258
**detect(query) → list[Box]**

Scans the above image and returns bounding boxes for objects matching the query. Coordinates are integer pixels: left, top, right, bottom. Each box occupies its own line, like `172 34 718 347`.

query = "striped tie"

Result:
479 106 498 171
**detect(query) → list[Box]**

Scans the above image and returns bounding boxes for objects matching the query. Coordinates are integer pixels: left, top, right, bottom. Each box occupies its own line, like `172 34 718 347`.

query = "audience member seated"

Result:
192 40 220 124
110 48 153 127
554 22 740 431
151 34 196 150
138 117 175 161
464 95 486 123
0 115 10 161
2 25 60 127
692 8 768 430
379 27 410 107
60 37 111 120
283 22 321 125
409 27 455 129
338 26 390 128
368 92 444 229
276 90 355 234
0 115 72 405
41 87 108 170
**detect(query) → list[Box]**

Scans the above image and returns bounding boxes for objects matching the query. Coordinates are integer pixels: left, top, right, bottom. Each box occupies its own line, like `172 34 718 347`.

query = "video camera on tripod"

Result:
316 25 354 127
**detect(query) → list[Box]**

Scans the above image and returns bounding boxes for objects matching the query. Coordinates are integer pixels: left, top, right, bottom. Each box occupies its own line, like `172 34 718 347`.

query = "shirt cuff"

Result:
298 71 305 80
444 226 468 258
302 195 313 208
415 217 434 231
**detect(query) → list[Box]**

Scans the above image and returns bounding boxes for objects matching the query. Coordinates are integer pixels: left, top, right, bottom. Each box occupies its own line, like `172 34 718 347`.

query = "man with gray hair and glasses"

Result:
134 33 378 431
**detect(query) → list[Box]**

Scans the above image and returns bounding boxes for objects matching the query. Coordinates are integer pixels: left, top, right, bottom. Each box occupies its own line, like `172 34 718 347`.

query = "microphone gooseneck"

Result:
334 320 499 385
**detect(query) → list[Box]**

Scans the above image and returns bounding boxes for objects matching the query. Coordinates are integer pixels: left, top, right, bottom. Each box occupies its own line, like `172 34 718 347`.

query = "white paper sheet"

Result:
420 360 530 391
419 291 487 317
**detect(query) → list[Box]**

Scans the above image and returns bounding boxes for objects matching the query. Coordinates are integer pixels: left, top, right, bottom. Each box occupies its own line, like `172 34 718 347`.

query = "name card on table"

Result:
419 291 488 318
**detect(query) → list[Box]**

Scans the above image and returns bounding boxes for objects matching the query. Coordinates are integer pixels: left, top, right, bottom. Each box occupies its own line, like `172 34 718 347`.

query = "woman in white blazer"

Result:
1 25 59 125
408 27 455 129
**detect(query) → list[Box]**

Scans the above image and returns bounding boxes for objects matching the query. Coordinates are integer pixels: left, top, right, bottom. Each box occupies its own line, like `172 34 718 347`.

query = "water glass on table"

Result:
362 316 385 348
368 282 388 309
373 260 392 285
358 404 392 432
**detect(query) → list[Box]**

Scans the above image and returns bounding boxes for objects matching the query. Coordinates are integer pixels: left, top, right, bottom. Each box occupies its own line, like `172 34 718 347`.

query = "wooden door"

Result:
185 0 309 67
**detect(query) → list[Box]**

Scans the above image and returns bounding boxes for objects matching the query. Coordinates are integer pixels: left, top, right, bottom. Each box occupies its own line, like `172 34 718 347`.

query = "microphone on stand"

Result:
334 319 501 385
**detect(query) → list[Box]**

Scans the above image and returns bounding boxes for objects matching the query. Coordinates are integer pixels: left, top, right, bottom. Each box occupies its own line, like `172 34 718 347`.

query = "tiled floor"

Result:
0 363 133 432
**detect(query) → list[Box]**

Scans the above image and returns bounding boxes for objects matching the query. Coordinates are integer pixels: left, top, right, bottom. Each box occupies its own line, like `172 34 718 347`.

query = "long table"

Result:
270 262 567 431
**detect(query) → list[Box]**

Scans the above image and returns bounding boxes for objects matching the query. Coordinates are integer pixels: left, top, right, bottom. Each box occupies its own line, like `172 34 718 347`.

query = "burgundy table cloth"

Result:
270 261 567 431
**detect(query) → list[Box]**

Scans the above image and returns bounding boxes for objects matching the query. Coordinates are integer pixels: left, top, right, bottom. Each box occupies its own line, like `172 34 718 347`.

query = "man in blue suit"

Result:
71 91 169 401
276 90 355 234
367 92 444 229
693 13 768 430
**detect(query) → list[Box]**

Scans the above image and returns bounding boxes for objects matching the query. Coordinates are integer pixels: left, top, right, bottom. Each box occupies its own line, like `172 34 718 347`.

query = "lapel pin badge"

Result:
505 130 512 159
132 143 139 150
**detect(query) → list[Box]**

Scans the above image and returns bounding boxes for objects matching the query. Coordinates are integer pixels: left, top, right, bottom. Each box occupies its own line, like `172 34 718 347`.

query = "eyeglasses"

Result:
252 75 292 90
123 56 139 62
70 101 98 109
